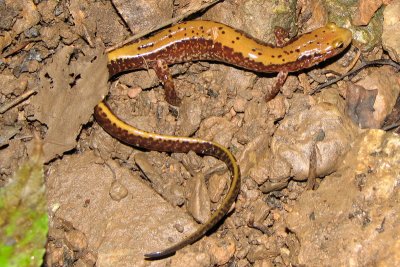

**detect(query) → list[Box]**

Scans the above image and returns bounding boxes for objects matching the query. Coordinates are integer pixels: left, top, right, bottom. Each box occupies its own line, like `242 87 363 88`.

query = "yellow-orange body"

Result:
108 20 352 76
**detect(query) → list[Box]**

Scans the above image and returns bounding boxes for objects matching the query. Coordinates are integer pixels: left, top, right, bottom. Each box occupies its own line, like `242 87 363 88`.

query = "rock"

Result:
352 0 385 26
0 31 11 51
177 97 202 136
134 151 185 206
266 95 289 121
233 96 247 113
206 235 236 265
382 0 400 62
111 0 173 34
286 130 400 266
109 180 128 201
186 172 211 224
208 172 228 203
10 0 41 36
351 67 400 128
64 229 88 252
197 116 238 148
270 102 358 181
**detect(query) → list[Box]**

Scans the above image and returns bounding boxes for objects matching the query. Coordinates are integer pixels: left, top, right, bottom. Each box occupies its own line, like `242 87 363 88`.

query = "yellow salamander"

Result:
94 20 352 259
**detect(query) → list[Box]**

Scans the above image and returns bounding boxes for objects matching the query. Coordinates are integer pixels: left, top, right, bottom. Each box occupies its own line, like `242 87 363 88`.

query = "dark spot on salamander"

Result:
258 52 262 55
315 34 318 37
282 59 285 62
252 48 256 52
278 55 282 58
236 37 240 40
222 31 225 34
290 50 293 53
168 34 172 38
232 40 235 44
317 42 320 45
184 33 187 36
200 26 204 30
218 26 223 30
271 55 275 58
192 30 195 33
295 48 300 53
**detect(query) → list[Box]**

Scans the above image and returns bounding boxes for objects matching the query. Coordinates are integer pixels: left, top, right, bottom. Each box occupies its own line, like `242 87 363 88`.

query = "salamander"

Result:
107 20 352 104
94 20 352 259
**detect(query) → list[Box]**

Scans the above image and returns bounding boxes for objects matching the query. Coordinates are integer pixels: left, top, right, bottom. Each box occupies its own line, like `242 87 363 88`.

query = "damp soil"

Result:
1 0 400 266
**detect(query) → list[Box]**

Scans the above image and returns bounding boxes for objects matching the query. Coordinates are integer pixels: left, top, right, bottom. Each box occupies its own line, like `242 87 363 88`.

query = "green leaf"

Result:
0 140 48 267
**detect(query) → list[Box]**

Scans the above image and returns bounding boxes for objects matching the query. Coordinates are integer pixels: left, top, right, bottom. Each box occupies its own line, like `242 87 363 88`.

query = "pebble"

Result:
64 229 88 252
109 179 128 201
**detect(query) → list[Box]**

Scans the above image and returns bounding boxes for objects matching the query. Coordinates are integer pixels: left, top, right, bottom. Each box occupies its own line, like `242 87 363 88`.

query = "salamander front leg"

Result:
263 27 290 102
265 71 288 102
274 26 290 47
153 59 181 106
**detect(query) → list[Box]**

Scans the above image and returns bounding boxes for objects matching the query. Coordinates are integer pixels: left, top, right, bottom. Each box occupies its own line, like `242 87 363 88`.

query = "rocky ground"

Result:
1 0 400 266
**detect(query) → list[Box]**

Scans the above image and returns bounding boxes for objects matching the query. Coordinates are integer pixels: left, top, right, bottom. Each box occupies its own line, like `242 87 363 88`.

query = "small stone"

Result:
45 243 64 266
247 244 271 263
382 0 400 62
26 60 40 73
0 31 12 51
65 230 88 252
81 251 97 266
127 86 142 99
48 227 65 240
353 0 384 26
197 116 237 147
109 180 128 201
266 95 288 121
207 235 236 265
12 1 41 35
208 172 228 203
186 172 211 224
177 97 202 136
233 96 247 113
174 223 184 233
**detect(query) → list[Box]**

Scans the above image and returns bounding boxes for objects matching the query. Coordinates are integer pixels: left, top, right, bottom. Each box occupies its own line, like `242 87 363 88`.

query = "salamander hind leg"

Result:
153 59 181 106
265 71 288 102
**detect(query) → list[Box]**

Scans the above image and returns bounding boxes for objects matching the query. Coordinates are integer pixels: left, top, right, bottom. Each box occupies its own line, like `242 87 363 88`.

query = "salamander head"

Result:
293 22 352 69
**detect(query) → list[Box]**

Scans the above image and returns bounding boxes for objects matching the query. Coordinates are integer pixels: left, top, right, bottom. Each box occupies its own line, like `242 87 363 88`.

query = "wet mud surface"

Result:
1 0 400 266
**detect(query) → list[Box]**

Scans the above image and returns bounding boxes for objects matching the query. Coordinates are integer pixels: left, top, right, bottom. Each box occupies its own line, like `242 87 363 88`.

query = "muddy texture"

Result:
46 151 197 266
286 130 400 265
1 0 400 266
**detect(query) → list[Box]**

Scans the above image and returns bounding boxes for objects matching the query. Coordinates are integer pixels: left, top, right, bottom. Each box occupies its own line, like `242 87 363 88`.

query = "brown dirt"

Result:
1 0 400 266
